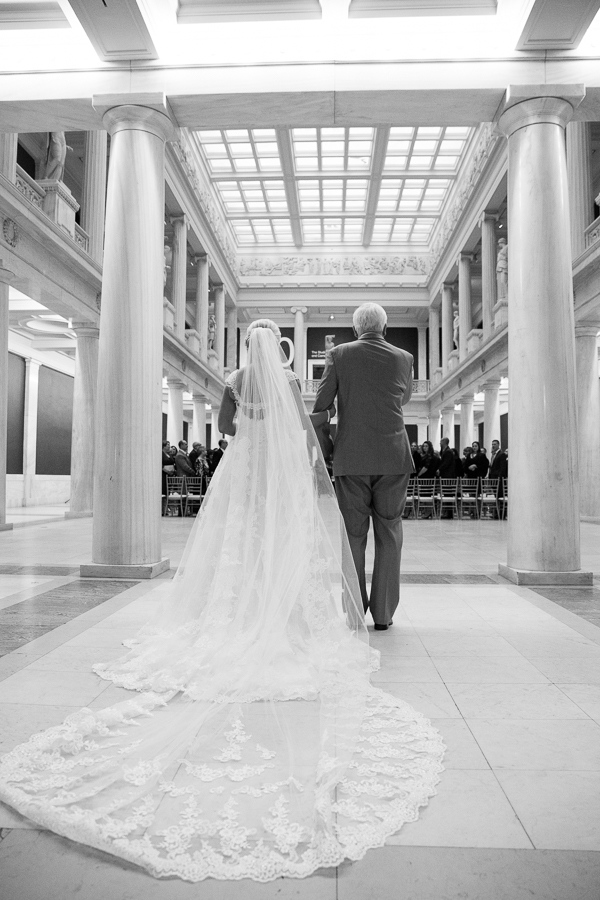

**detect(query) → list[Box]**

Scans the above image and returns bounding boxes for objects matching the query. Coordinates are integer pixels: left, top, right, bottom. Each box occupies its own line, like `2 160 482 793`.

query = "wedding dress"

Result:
0 325 444 882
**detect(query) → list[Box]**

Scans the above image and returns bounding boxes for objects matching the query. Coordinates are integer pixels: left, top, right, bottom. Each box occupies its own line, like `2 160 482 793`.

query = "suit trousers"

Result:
335 473 411 626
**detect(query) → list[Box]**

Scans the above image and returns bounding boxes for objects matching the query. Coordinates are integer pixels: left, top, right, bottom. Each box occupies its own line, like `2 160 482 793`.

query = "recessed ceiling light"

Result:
329 315 335 319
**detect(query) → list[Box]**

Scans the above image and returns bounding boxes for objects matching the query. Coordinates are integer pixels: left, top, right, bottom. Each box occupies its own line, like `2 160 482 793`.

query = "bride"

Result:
0 319 444 882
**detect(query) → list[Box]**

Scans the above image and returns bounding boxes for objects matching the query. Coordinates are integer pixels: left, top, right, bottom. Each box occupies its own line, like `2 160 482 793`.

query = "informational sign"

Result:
306 327 419 363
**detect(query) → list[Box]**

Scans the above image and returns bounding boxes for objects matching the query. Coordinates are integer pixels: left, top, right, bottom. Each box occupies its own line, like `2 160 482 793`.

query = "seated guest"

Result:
417 440 439 478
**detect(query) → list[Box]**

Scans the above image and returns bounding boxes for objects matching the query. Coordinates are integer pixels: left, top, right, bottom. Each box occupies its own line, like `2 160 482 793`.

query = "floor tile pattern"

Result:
531 585 600 629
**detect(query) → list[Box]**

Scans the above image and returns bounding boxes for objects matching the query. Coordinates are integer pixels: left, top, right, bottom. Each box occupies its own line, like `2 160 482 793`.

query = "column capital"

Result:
96 100 178 143
481 378 502 391
170 214 188 230
24 357 41 371
440 405 456 414
291 306 308 315
166 376 187 390
480 210 499 227
192 392 208 402
194 252 209 265
457 252 473 266
458 394 474 405
0 265 15 287
496 86 584 139
575 322 600 338
71 322 100 340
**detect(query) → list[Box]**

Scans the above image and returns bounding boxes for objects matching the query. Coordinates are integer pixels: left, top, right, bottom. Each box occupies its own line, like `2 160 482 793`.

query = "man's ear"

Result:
352 326 358 338
382 324 387 337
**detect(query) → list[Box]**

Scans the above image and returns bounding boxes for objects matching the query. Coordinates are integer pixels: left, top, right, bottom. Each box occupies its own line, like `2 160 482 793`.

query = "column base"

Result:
65 510 93 519
498 563 593 586
0 523 13 531
80 558 171 580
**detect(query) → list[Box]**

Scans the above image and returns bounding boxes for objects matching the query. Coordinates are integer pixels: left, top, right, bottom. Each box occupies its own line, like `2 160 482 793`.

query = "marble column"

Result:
214 286 225 375
457 253 472 362
429 305 440 376
66 323 99 519
0 134 17 182
417 326 427 380
441 284 454 376
482 379 501 449
291 306 307 380
459 396 474 448
22 358 40 507
567 122 593 259
166 378 185 447
192 393 208 447
211 407 221 443
0 265 14 530
226 306 237 371
480 213 498 340
441 406 455 444
428 411 440 447
82 131 108 263
575 323 600 519
239 334 248 368
88 104 175 578
497 92 589 584
171 216 188 341
195 254 209 362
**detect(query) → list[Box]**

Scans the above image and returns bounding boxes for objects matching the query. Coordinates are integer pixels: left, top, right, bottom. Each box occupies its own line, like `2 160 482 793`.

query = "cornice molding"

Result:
238 253 431 280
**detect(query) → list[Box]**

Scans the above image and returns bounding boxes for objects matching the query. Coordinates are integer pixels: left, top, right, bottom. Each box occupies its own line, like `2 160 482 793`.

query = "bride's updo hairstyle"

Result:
245 318 281 347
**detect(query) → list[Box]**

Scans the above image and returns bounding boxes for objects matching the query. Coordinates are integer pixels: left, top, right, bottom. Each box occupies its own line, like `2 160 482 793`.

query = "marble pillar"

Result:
459 396 474 448
214 286 225 375
567 122 593 260
0 134 17 182
66 324 99 519
497 93 589 584
291 306 307 381
481 213 498 340
22 359 40 508
441 406 455 444
441 284 454 376
575 323 600 519
458 253 472 362
482 379 501 449
0 265 14 530
195 254 209 362
239 334 248 368
82 131 108 263
166 378 185 447
171 216 188 341
88 104 175 578
226 306 237 371
428 411 441 447
211 407 221 444
417 326 427 380
429 305 440 376
192 394 208 447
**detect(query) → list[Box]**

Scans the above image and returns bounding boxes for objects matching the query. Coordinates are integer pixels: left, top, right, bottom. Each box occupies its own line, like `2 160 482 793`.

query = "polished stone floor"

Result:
0 515 599 899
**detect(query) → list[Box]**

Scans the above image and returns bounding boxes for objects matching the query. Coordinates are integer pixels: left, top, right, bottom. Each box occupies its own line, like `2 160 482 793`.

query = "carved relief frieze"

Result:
238 254 431 280
2 218 18 248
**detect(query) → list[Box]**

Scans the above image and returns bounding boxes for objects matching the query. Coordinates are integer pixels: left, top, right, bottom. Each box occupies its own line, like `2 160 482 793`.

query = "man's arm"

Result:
403 359 414 405
311 350 338 416
177 454 196 477
218 386 237 436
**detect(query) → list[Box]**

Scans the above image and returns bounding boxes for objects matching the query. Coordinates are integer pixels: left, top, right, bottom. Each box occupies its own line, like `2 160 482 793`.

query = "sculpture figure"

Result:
496 237 508 300
452 310 459 350
207 314 217 351
45 132 70 181
325 334 335 351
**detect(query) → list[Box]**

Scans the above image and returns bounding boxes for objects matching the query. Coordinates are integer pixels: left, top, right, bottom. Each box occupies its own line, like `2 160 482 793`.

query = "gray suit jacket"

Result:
312 332 414 476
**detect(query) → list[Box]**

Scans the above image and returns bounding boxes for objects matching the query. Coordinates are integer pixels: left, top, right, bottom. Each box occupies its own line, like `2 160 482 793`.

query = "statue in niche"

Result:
325 334 336 351
163 243 172 291
452 310 459 350
496 237 508 300
207 314 217 351
44 132 71 181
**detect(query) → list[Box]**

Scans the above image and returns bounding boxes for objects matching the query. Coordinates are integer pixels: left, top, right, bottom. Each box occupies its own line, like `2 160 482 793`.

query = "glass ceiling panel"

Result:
194 125 474 248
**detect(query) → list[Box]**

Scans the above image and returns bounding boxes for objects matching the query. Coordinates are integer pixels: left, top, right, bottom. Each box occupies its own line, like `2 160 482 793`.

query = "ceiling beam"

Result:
516 0 600 51
275 127 304 249
348 0 496 16
65 0 158 61
362 126 389 248
210 172 458 183
227 211 440 220
177 0 322 23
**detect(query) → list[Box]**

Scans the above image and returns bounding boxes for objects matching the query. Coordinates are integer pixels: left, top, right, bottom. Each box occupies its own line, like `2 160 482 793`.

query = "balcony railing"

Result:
74 224 89 253
304 378 429 395
15 165 45 208
585 215 600 249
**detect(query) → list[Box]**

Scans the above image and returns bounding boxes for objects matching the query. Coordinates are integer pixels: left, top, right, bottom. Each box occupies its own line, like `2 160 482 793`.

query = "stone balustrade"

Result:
74 224 90 254
15 165 44 208
584 215 600 249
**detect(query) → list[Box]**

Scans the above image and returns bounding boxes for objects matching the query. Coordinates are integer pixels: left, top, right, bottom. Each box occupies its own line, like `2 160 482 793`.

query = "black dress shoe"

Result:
374 621 393 631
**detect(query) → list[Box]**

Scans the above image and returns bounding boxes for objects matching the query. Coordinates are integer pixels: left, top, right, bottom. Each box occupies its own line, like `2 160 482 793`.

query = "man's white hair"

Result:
353 303 387 335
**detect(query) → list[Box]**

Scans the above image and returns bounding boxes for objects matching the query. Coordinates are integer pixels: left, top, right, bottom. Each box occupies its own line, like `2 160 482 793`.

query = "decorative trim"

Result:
238 254 430 279
2 218 18 248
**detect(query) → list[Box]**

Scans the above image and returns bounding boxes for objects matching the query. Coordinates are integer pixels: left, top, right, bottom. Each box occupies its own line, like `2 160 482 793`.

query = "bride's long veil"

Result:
0 326 444 882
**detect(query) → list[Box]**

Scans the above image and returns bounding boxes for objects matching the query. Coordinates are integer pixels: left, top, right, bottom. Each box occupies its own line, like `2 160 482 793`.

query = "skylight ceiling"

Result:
194 125 474 249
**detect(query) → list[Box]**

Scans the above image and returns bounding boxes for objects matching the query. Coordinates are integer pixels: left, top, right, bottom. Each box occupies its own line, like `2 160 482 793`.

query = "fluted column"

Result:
567 122 593 260
429 305 440 375
88 103 175 578
441 284 453 376
441 406 455 444
0 264 14 530
82 131 108 263
575 323 600 519
481 213 498 340
497 92 589 583
417 326 427 380
192 393 208 446
0 134 17 182
482 379 501 449
66 323 99 518
291 306 307 380
214 285 225 375
171 216 188 341
459 396 474 448
458 253 472 362
22 359 40 507
166 378 185 447
428 411 440 447
226 306 237 371
195 254 209 362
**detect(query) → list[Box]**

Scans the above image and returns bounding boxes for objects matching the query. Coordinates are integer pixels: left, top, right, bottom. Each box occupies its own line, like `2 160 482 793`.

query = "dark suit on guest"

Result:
312 331 414 626
437 447 455 478
488 449 507 480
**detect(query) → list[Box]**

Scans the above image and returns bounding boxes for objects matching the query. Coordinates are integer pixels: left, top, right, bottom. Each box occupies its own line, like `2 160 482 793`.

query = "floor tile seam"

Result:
483 765 537 850
505 587 600 645
0 576 85 612
552 683 600 720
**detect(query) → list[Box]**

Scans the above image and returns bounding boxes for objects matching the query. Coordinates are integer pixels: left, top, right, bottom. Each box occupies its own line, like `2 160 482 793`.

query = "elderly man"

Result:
311 302 414 630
